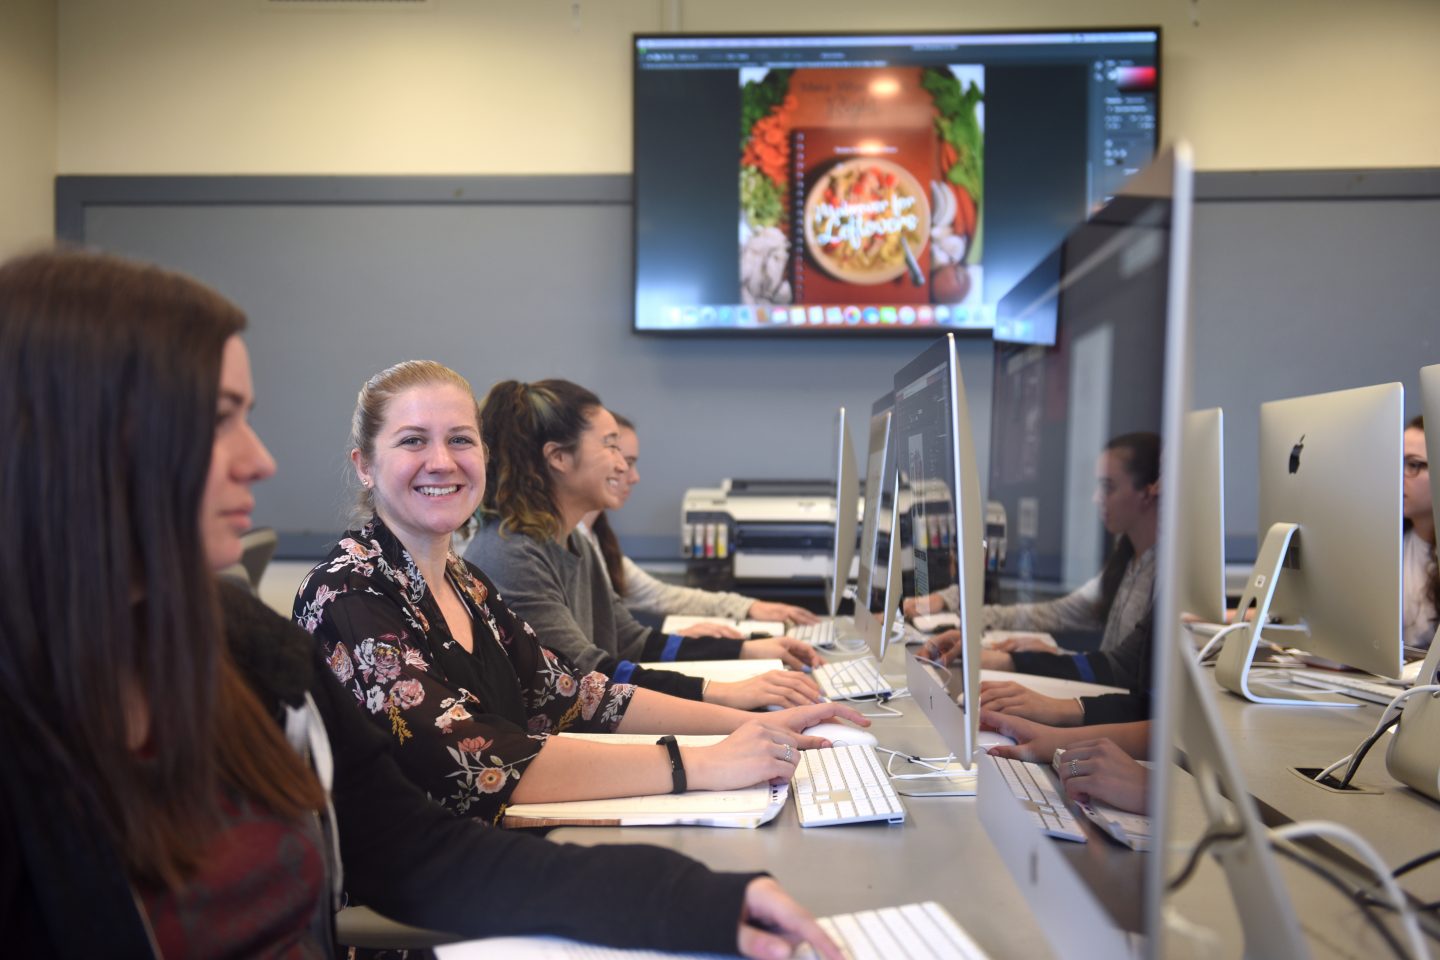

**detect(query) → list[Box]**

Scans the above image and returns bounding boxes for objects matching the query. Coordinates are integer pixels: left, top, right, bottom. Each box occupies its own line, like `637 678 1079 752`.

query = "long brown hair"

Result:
479 378 605 541
0 250 323 888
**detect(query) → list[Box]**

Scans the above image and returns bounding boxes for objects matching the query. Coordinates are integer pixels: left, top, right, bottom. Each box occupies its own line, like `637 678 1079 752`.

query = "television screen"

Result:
633 29 1160 335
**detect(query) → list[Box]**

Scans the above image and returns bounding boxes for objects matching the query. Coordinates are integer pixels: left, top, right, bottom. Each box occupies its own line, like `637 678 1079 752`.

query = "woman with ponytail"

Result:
466 379 824 710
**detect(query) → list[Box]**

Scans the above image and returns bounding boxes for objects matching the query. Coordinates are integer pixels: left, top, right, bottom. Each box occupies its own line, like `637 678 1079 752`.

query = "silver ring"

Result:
1068 759 1080 778
783 743 793 763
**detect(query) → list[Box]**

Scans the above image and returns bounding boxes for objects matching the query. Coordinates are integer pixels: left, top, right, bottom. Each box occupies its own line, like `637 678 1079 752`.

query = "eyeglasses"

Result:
1404 457 1429 478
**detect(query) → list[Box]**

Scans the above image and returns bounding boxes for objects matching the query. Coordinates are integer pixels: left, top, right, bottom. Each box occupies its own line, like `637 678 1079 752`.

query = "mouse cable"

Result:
1394 849 1440 879
1267 840 1412 959
1164 825 1248 892
1271 821 1427 960
1194 622 1249 664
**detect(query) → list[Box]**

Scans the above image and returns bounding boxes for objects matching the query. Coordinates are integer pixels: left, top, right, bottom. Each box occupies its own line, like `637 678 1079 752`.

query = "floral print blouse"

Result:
294 517 636 824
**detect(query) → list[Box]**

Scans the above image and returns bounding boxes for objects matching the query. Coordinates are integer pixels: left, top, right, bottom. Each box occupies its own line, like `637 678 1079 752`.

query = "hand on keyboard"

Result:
1053 738 1149 815
739 877 846 960
742 635 825 669
706 670 825 709
979 680 1084 726
749 599 821 625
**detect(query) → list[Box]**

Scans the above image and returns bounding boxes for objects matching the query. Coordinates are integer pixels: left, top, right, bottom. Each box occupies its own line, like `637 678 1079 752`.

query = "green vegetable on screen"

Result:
740 165 784 229
921 68 984 205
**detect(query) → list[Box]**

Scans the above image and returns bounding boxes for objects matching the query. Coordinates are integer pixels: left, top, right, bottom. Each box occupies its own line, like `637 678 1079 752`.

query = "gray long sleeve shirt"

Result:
575 521 755 621
466 520 652 675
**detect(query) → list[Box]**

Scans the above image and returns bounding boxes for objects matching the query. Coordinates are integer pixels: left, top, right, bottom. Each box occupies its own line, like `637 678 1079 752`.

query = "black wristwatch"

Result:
656 734 687 794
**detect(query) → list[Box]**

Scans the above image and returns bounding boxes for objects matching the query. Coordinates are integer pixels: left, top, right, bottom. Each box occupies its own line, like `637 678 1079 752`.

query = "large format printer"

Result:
680 478 1008 595
679 479 860 586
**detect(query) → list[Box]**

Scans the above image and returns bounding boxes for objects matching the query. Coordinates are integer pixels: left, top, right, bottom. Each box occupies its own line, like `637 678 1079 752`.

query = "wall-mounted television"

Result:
632 28 1160 335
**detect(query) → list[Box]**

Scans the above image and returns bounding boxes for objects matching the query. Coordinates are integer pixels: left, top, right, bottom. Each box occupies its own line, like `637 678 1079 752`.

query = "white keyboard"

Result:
792 743 905 826
814 656 893 699
798 901 989 960
1286 671 1407 705
990 755 1085 842
792 620 837 649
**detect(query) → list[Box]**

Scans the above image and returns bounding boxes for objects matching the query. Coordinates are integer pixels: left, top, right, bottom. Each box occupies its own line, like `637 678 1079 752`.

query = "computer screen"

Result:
986 199 1168 630
894 333 984 767
972 144 1194 956
633 29 1161 334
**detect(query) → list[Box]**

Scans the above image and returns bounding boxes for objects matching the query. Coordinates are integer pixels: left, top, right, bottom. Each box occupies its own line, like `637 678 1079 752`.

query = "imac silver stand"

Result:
1165 639 1309 959
1214 523 1355 706
1386 631 1440 801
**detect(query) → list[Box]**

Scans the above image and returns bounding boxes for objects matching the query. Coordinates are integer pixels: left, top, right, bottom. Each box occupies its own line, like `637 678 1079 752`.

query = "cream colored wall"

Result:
2 0 57 255
57 0 1440 175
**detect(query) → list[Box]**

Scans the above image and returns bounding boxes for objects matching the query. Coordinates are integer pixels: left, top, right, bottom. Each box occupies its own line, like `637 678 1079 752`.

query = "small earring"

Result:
362 479 373 489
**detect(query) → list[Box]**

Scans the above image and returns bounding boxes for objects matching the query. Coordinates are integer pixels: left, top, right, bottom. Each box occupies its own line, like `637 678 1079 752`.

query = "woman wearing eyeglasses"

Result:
1403 416 1438 653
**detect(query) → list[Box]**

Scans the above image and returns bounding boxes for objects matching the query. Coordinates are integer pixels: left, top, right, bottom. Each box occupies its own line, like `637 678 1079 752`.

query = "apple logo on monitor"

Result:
1289 435 1306 475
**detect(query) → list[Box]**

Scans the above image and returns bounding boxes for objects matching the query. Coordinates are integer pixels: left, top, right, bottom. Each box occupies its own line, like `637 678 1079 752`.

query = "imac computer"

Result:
895 332 985 770
974 142 1194 958
855 394 897 650
1385 363 1440 802
1213 383 1404 704
825 406 860 619
1177 408 1227 625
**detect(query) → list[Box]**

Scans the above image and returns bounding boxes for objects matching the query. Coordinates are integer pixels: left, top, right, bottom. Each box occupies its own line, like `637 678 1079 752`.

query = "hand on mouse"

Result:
690 721 803 789
764 702 869 748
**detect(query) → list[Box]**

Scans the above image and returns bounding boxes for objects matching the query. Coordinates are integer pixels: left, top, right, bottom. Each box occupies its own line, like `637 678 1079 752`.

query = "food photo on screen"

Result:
738 66 986 328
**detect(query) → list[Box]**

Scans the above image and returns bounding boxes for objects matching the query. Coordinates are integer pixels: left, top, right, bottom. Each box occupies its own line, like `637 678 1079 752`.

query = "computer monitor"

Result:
632 29 1163 335
1214 383 1404 703
826 406 861 618
969 143 1194 956
1386 362 1440 801
1176 408 1226 624
854 394 896 647
894 332 984 769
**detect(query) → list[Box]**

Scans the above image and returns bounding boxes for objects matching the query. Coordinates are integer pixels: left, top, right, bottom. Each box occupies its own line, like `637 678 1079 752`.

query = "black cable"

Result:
1335 713 1403 789
1165 826 1248 892
1270 842 1411 959
1394 848 1440 879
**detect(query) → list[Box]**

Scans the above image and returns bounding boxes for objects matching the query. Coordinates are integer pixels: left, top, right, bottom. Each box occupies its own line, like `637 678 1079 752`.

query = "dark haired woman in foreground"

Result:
0 249 839 959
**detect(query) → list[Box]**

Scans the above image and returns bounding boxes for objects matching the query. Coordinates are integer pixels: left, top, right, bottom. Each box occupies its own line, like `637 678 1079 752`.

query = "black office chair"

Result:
238 526 279 590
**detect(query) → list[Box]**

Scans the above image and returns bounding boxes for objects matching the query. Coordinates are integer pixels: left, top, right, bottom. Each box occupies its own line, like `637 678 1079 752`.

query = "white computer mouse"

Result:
802 722 879 747
976 730 1017 748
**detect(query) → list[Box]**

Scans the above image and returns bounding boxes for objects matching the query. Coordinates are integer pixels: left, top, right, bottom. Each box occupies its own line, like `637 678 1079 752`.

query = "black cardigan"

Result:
1009 612 1155 725
0 585 757 957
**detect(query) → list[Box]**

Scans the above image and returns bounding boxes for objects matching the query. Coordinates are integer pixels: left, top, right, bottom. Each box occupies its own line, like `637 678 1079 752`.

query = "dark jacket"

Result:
0 584 756 957
1010 612 1155 724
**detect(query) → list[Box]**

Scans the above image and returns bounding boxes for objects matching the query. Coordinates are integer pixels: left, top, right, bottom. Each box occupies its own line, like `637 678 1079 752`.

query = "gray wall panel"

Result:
70 169 1440 562
1190 196 1440 552
82 199 993 558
